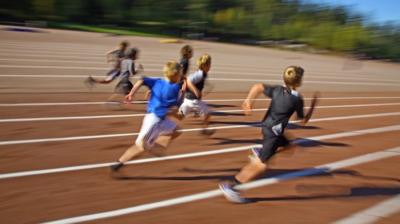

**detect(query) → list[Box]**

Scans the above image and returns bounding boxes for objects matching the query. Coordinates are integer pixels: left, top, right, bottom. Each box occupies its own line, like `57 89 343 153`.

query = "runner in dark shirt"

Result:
219 66 319 203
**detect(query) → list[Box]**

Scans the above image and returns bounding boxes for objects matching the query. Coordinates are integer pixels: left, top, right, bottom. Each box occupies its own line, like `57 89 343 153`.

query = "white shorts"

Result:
179 98 210 117
135 113 177 149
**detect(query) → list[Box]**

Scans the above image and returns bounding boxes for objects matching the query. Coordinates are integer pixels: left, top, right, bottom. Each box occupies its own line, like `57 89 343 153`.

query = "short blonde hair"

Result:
163 61 181 83
283 66 304 88
197 53 211 70
180 45 193 58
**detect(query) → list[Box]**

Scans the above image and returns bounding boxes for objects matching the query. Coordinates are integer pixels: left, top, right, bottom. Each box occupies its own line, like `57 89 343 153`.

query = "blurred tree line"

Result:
1 0 399 61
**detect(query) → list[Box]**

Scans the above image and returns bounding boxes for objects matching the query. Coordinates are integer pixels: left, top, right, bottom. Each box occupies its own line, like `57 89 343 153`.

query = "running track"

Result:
0 26 399 224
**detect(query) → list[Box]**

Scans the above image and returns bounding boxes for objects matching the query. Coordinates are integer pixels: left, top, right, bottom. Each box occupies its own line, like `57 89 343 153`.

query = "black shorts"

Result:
259 126 290 162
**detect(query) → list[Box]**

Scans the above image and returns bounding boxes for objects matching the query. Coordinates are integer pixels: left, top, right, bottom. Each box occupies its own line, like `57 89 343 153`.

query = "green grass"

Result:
57 23 170 38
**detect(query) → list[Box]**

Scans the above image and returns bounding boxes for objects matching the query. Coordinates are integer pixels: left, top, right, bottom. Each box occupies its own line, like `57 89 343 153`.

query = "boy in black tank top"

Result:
219 66 319 203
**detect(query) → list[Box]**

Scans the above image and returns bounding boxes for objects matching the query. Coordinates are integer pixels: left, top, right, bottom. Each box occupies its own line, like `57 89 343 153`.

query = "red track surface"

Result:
0 26 399 224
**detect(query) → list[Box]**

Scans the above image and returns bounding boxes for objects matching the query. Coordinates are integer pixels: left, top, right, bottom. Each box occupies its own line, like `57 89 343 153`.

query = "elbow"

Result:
252 83 265 94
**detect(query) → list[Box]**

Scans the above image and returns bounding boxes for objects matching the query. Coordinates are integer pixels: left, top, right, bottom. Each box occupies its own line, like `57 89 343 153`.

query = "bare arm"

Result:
106 48 118 62
242 83 265 115
167 107 184 120
301 92 319 125
124 79 144 103
130 63 143 76
186 79 201 99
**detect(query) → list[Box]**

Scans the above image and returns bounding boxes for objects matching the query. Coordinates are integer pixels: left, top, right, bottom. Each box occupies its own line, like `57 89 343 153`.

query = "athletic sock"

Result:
231 176 242 186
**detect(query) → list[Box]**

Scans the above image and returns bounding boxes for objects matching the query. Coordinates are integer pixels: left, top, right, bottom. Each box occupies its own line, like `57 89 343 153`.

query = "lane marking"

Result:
0 71 398 87
1 96 400 107
1 111 400 146
43 146 400 224
333 194 400 224
1 124 400 180
1 58 399 83
1 102 400 123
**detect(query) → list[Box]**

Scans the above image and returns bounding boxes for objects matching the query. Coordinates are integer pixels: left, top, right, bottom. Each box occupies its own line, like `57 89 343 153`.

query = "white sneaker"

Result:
219 183 247 203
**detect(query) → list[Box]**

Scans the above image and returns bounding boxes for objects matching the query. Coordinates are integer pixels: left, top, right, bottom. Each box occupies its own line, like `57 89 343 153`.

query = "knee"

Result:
135 139 146 151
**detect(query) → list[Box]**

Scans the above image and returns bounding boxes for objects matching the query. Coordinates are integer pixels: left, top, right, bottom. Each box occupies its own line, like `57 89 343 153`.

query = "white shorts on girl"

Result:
135 113 177 149
179 98 209 117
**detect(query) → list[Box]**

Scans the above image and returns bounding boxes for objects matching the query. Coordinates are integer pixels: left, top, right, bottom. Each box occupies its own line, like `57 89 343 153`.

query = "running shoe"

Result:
219 183 247 203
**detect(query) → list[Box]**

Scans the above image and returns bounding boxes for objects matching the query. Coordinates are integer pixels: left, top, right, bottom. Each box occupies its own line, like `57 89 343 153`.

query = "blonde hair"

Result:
180 45 193 58
163 61 181 83
197 53 211 70
283 66 304 88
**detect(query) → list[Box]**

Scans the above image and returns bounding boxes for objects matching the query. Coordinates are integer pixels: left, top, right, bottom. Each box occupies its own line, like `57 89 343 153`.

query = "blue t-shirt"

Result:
143 77 181 119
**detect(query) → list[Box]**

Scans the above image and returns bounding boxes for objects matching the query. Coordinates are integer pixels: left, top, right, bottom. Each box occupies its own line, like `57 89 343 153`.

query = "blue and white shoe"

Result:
219 183 246 203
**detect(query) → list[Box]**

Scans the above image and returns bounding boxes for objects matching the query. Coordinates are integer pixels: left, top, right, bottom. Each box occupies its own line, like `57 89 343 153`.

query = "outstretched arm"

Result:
242 83 265 115
106 48 118 62
124 79 144 103
301 92 319 125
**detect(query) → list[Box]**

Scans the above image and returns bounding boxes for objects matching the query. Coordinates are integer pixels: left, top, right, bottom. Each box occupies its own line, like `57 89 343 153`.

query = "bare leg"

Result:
219 156 266 203
201 113 215 136
118 144 145 163
110 142 145 173
155 129 182 148
235 157 268 183
96 79 113 84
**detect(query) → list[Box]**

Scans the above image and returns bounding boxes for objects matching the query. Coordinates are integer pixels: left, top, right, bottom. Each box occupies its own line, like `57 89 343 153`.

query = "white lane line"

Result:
0 58 164 68
0 111 399 146
43 146 400 224
333 194 400 224
1 96 400 107
1 102 400 123
209 78 400 87
0 71 397 86
2 58 399 83
1 124 399 180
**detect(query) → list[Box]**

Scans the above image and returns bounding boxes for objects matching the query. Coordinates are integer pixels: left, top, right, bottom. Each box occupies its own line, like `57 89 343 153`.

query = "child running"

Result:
85 41 129 87
219 66 319 203
110 61 184 173
91 48 143 105
144 45 193 100
179 53 214 135
180 45 194 78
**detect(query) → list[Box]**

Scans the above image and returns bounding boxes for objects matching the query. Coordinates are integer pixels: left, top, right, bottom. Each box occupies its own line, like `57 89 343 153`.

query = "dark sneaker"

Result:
84 76 95 89
200 128 216 136
219 183 246 203
110 162 124 172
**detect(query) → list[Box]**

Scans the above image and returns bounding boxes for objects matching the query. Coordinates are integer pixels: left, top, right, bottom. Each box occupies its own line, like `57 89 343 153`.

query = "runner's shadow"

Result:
209 121 260 126
246 169 400 203
114 174 233 181
211 111 246 117
113 168 302 182
209 137 349 148
210 137 261 145
180 167 241 173
287 123 321 130
246 186 400 203
293 138 350 148
207 103 236 108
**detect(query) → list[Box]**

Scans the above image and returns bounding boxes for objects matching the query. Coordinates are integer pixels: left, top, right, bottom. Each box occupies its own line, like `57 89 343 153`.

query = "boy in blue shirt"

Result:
110 61 184 172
